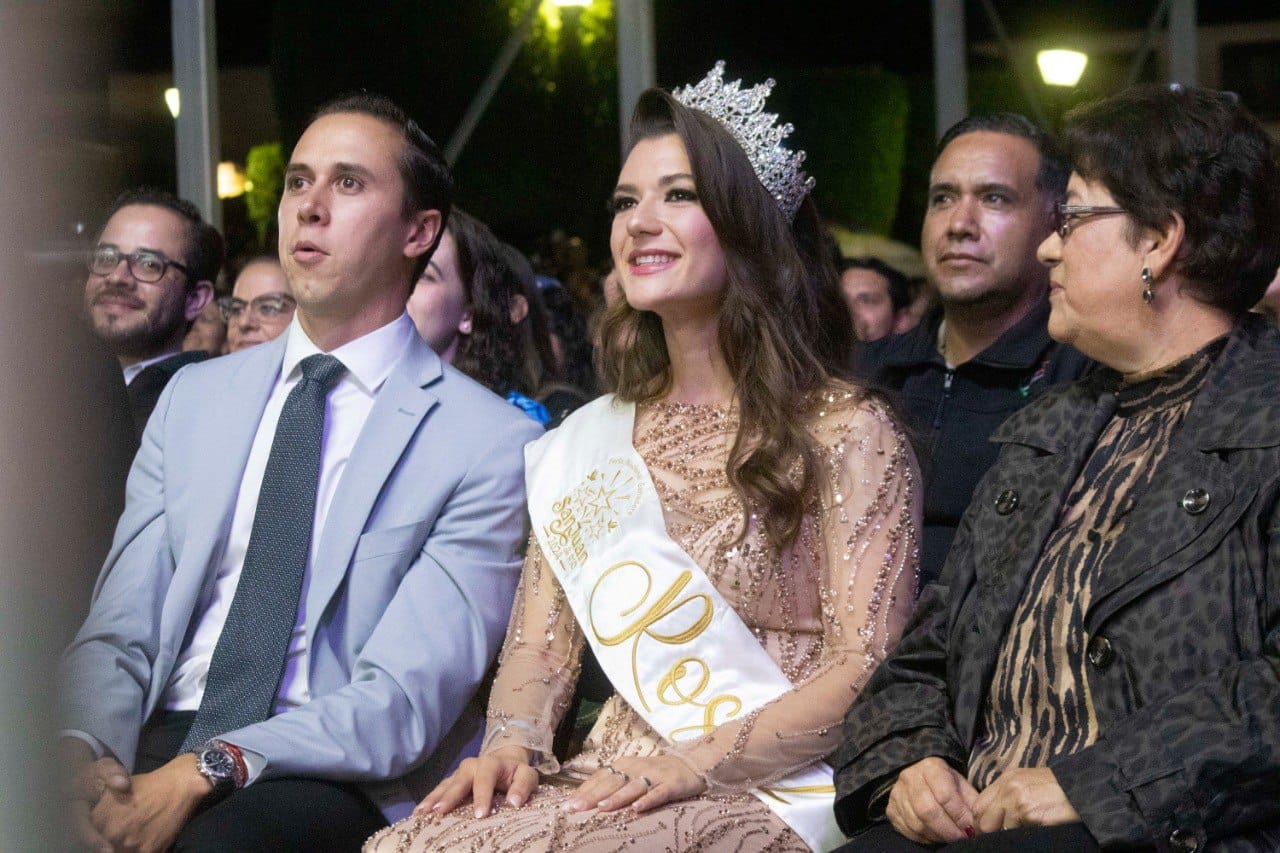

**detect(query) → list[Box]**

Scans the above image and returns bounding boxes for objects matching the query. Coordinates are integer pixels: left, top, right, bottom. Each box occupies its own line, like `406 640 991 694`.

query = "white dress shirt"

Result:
122 351 181 385
162 312 415 716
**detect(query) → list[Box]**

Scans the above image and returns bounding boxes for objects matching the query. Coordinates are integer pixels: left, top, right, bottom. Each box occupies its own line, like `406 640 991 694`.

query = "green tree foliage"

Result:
245 142 284 246
772 67 909 236
270 1 618 253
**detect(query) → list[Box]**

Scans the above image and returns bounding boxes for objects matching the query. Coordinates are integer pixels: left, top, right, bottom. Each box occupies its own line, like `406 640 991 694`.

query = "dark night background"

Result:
66 1 1280 265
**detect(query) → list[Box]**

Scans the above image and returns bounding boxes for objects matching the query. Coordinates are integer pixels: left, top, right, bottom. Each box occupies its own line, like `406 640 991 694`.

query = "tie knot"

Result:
298 353 347 391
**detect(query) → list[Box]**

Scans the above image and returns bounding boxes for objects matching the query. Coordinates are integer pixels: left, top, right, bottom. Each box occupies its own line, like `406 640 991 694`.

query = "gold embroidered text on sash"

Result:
542 461 644 573
588 560 743 738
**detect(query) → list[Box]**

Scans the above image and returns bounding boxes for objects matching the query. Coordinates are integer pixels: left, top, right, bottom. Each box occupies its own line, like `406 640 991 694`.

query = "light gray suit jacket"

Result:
60 330 542 820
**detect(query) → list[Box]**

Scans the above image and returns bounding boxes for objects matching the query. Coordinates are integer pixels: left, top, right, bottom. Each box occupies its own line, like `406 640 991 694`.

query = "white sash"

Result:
524 395 845 852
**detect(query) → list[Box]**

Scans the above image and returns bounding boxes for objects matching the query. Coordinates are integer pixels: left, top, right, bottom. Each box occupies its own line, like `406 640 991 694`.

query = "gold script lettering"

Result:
589 561 741 729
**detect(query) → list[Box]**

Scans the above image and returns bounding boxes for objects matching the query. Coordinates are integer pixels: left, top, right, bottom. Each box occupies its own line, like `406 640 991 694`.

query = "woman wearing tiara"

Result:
366 63 921 853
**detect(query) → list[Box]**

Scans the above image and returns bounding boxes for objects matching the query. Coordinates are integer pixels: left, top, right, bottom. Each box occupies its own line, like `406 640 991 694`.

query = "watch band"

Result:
200 738 249 790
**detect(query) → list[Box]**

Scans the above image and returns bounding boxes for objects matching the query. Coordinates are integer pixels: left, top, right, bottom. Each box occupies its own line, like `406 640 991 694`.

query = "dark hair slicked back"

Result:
938 112 1069 199
311 91 454 281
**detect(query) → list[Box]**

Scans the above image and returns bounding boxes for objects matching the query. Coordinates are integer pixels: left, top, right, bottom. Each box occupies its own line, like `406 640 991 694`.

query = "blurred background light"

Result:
217 161 246 198
164 86 180 118
1037 49 1088 87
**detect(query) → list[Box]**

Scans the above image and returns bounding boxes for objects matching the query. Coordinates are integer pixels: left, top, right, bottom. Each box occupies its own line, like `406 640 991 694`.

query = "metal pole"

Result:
976 0 1049 129
445 0 541 166
616 0 655 154
1168 0 1198 85
1125 0 1173 87
932 0 967 140
171 0 220 230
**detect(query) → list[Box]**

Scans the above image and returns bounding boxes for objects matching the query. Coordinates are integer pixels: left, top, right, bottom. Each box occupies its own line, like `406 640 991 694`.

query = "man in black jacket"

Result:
84 187 223 439
856 114 1090 587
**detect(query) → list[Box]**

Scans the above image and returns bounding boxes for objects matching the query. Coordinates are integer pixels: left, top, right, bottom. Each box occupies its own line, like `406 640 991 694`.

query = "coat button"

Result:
1180 488 1210 515
1087 635 1115 669
994 489 1020 515
1169 829 1199 852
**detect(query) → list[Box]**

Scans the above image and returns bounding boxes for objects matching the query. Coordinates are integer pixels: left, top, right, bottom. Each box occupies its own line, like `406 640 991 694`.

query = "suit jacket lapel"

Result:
177 340 284 604
305 337 442 641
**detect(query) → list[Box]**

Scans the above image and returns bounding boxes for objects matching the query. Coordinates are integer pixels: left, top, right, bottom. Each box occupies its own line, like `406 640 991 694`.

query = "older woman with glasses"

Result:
220 255 296 353
832 85 1280 852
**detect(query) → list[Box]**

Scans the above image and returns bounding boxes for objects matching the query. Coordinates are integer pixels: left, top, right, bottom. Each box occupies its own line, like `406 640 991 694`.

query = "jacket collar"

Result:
877 297 1056 371
994 312 1280 454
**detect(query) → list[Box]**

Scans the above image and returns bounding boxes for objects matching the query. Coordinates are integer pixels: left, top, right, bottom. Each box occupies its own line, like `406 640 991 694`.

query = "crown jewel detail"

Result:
673 61 815 220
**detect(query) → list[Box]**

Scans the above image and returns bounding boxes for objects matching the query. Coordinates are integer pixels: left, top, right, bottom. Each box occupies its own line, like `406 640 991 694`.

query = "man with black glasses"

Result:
84 187 223 437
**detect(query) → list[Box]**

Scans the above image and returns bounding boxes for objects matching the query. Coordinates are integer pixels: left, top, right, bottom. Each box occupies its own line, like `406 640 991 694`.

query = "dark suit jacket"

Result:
125 350 210 440
834 314 1280 851
854 301 1092 586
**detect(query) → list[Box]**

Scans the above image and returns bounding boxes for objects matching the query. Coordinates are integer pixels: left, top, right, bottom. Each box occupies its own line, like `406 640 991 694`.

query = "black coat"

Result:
854 300 1093 586
833 314 1280 852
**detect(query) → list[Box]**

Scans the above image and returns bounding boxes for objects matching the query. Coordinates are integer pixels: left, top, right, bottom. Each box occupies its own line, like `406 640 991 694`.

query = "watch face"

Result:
201 748 236 781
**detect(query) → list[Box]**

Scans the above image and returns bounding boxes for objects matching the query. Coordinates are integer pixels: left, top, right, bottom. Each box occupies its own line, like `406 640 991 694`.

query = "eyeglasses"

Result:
88 245 192 284
217 293 296 324
1056 203 1127 240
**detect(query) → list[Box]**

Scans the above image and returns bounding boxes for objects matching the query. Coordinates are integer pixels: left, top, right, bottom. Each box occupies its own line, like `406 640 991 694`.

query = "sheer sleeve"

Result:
479 534 585 773
666 399 921 792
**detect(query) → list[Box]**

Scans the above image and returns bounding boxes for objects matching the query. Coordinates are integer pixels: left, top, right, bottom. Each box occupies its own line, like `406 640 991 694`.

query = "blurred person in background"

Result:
857 114 1092 588
834 84 1280 853
183 299 227 356
407 208 550 424
84 187 223 438
840 256 913 342
538 277 599 422
496 242 561 413
221 256 296 353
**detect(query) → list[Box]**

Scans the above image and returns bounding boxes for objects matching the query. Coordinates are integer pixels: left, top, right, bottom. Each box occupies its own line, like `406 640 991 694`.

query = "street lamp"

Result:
165 87 181 118
1037 49 1088 87
217 161 247 199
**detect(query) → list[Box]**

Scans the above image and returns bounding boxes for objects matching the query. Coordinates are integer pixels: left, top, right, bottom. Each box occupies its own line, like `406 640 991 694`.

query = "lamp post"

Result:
1036 49 1087 131
1036 49 1088 87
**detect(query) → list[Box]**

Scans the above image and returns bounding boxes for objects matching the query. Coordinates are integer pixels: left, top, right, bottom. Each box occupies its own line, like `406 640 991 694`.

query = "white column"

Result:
932 0 967 140
1167 0 1198 86
616 0 655 154
171 0 220 229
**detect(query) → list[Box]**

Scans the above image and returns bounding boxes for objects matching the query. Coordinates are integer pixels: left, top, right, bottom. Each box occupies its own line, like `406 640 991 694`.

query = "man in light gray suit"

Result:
59 93 542 852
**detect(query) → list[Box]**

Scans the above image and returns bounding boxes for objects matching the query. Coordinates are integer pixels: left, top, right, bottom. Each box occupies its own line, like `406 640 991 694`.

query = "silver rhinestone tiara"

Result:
673 61 815 221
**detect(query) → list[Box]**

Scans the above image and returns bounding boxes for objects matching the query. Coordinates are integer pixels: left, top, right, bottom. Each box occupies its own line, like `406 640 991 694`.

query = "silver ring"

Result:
619 772 630 784
638 775 653 790
606 766 622 776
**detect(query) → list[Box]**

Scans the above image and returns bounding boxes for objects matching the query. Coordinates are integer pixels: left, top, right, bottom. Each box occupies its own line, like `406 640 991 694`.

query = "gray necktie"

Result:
181 353 347 752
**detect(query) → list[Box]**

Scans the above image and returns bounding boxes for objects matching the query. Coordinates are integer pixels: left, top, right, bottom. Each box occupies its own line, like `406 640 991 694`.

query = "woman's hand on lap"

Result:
413 745 538 819
564 754 707 815
973 767 1079 833
886 756 979 844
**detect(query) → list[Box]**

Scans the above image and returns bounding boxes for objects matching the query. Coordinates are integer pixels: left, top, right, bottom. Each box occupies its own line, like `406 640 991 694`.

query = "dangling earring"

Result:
1141 267 1154 304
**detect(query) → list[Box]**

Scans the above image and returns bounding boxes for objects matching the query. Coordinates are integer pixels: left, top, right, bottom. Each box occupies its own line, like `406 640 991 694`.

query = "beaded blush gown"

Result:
366 387 920 853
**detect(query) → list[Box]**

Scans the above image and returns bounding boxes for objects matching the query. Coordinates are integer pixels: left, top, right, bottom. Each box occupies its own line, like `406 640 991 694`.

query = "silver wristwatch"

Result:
195 742 239 794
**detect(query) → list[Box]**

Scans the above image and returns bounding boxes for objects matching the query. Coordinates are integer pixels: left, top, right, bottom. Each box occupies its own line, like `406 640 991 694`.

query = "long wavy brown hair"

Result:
598 89 855 548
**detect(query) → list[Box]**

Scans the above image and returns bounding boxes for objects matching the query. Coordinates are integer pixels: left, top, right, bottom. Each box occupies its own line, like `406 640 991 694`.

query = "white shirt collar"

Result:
122 351 181 385
280 312 415 396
